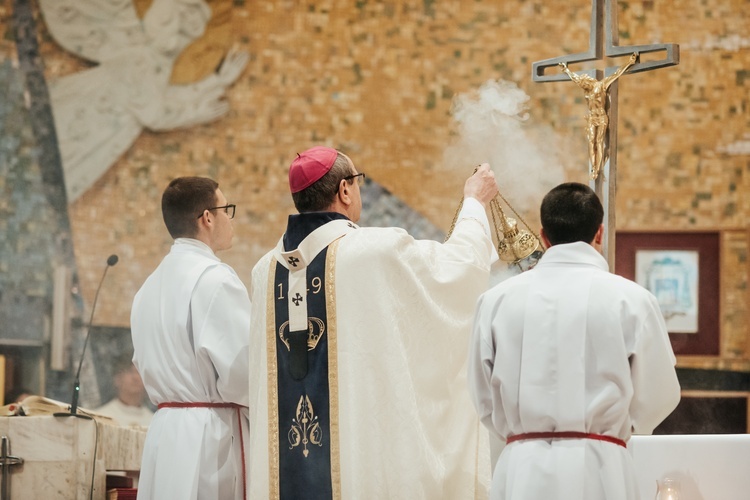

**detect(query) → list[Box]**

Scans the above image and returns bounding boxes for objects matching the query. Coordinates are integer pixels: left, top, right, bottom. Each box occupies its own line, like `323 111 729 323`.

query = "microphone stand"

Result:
54 255 118 418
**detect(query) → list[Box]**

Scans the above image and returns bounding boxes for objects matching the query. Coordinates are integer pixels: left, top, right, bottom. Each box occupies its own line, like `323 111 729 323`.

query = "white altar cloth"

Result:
629 434 750 500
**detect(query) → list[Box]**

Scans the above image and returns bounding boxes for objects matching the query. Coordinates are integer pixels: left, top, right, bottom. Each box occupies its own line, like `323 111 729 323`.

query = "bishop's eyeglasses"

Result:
197 204 236 219
343 172 366 186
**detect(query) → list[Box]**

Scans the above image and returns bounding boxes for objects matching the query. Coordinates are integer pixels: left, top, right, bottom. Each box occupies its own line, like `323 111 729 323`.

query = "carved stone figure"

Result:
559 52 638 179
38 0 248 202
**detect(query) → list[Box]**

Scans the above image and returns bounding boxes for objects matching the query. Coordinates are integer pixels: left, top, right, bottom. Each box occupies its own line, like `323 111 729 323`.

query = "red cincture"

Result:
506 431 627 448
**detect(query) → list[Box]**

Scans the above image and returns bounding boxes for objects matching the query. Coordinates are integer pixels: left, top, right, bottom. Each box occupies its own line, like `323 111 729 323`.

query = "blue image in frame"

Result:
635 250 699 334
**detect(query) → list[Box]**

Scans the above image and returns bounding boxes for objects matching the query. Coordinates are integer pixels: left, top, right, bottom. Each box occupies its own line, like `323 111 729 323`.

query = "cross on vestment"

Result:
532 0 679 268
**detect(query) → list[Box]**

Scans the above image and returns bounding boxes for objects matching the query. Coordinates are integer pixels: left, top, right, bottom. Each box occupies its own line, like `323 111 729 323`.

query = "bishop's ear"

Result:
338 179 352 205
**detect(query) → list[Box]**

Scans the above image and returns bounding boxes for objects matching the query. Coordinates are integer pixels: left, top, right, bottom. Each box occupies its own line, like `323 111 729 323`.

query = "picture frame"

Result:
615 232 720 356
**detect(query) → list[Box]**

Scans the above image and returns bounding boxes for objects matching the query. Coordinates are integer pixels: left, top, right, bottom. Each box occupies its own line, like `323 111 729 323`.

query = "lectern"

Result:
0 415 146 499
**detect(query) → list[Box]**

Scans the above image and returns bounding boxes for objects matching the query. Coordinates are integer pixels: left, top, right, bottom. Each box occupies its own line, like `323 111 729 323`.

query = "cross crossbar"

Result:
533 0 679 82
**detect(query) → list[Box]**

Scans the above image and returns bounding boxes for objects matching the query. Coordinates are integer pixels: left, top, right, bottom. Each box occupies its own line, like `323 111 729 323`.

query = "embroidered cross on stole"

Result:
266 220 356 500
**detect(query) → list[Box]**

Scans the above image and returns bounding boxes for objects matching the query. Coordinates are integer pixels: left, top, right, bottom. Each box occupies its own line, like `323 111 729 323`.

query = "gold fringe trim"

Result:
326 239 342 500
266 259 280 500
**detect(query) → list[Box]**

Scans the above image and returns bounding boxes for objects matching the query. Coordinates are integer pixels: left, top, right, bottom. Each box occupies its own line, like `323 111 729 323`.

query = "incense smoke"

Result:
443 79 565 216
443 79 566 286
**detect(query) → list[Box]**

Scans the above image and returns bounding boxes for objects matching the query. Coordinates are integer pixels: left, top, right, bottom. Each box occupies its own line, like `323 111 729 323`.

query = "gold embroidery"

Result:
326 240 341 500
311 275 323 294
266 259 280 500
288 395 323 457
277 317 326 351
270 238 342 496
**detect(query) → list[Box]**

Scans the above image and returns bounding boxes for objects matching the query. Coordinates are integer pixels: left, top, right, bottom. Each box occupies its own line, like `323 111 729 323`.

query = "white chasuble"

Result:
249 201 495 500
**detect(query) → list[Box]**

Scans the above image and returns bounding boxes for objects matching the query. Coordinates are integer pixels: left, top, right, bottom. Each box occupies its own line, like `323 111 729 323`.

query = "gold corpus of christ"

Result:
447 186 545 273
559 52 638 180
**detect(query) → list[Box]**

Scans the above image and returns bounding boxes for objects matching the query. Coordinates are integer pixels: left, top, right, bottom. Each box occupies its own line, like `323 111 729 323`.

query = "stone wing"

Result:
38 0 145 64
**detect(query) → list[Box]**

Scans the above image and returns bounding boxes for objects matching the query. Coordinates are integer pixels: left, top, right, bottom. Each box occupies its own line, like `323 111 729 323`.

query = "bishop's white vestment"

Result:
248 199 495 499
131 238 251 500
468 242 681 500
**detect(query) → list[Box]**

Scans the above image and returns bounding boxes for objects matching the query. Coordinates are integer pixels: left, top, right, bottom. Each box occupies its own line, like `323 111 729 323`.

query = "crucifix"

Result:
532 0 679 268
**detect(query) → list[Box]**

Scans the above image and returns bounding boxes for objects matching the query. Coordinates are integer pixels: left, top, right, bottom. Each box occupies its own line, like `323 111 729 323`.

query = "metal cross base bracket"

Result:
0 436 24 500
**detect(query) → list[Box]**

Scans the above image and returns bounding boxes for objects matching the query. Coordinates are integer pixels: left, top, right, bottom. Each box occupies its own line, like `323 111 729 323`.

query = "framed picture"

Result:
615 232 720 356
635 249 699 333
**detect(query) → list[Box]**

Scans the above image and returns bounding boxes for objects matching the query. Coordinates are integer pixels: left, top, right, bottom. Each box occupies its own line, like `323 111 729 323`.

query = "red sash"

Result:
506 431 627 448
157 402 247 498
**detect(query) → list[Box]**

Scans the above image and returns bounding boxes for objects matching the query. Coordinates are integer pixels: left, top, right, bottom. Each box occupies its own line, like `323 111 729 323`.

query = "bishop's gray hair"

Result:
292 152 354 213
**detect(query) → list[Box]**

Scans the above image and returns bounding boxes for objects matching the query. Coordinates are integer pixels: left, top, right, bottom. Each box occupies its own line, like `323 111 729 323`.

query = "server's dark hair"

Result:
161 177 218 238
540 182 603 245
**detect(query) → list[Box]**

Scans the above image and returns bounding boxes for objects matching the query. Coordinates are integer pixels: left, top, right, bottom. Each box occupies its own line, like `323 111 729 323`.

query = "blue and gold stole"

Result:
266 215 357 500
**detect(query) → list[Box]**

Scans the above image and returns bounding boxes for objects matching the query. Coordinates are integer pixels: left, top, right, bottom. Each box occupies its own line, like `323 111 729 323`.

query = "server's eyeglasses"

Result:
197 204 236 219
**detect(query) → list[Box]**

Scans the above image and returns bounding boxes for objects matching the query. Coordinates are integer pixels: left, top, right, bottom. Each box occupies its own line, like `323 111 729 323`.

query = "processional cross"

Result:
532 0 679 268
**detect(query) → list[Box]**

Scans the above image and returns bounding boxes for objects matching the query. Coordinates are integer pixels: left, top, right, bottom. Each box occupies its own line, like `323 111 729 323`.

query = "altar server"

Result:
131 176 251 500
468 182 681 500
248 146 498 499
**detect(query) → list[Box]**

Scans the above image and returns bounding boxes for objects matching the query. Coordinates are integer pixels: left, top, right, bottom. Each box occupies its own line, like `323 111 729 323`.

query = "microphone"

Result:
57 254 118 417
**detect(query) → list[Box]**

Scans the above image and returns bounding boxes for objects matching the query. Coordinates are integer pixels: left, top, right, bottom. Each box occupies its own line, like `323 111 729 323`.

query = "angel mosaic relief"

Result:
38 0 248 202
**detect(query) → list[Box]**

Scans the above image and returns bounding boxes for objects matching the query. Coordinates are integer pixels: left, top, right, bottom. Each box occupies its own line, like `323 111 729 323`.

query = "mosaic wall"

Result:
0 0 748 402
0 59 52 343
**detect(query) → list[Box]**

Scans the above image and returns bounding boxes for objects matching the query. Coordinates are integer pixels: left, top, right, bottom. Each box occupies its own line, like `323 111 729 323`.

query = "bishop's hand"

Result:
464 163 498 206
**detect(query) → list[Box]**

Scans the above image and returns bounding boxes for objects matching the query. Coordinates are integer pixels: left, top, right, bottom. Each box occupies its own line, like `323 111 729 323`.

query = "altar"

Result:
488 432 750 499
629 434 750 500
0 415 146 499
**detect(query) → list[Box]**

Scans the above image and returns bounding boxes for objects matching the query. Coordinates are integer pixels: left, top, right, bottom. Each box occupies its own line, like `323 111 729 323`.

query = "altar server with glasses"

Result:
131 176 251 500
